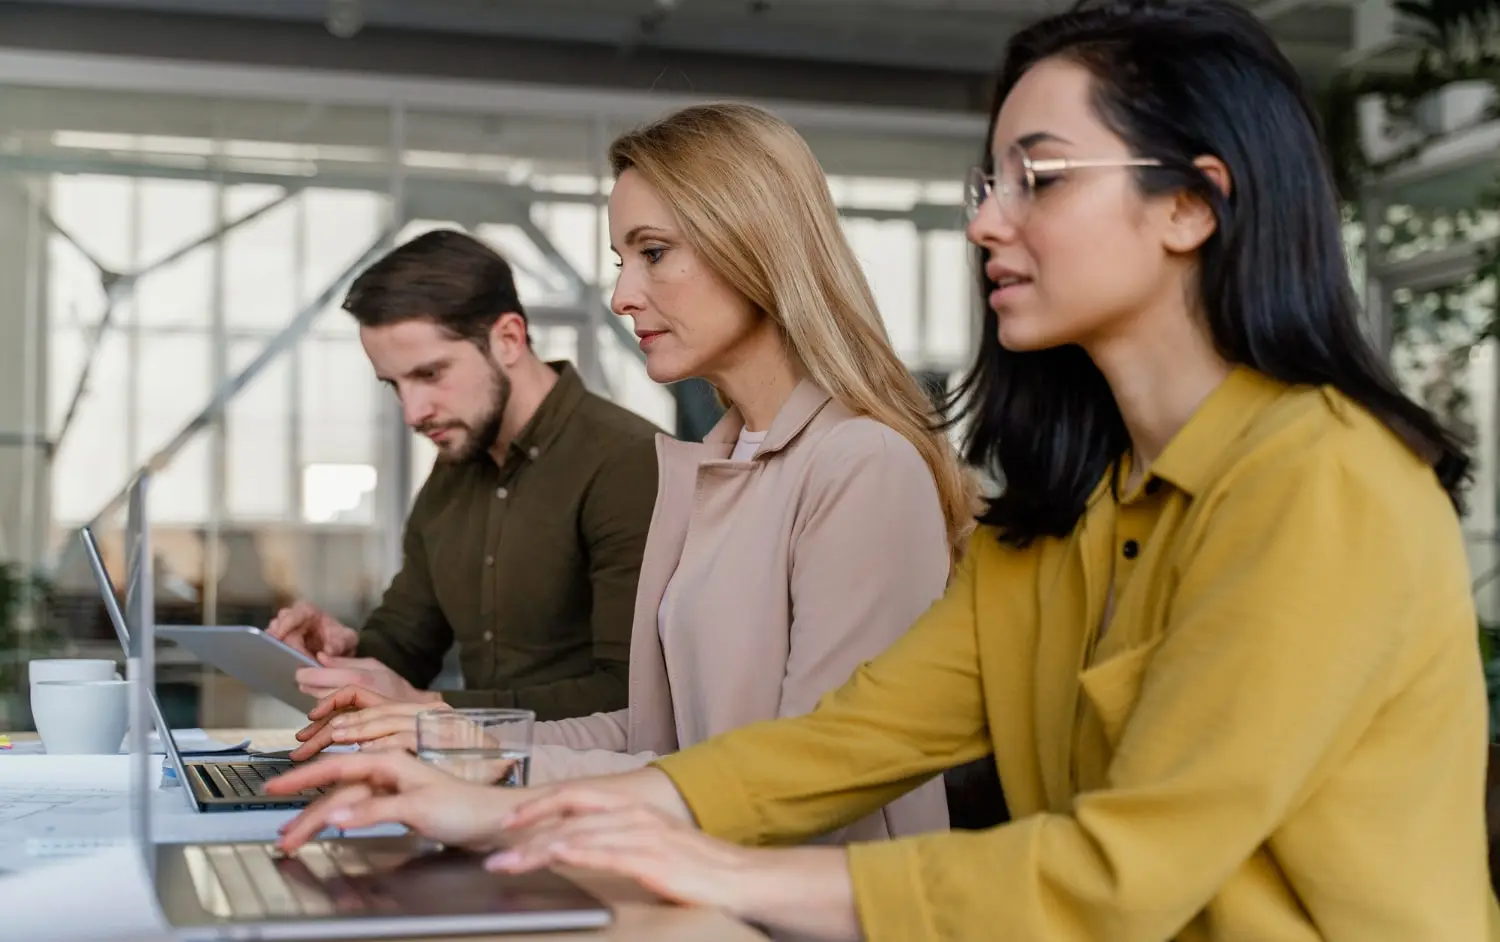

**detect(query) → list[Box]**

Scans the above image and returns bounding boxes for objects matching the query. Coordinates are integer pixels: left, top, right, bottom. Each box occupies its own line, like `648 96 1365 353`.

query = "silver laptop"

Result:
121 470 614 938
80 524 323 812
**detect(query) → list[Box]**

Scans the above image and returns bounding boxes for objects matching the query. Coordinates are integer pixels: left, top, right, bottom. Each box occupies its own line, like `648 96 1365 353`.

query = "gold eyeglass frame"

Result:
965 144 1164 223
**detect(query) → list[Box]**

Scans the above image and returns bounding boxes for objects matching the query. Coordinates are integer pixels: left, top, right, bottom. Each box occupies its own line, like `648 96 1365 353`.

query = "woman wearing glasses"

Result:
268 1 1495 938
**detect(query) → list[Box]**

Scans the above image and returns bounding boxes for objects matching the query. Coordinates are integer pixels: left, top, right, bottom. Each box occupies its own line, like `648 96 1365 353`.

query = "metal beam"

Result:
31 190 114 280
0 430 54 458
80 227 396 532
0 151 965 231
204 149 228 628
402 192 566 293
509 211 585 299
494 203 609 392
375 100 408 584
47 305 587 339
1372 240 1488 295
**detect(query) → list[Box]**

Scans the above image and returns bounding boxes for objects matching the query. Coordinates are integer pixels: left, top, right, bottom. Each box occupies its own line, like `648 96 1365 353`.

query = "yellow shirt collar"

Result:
1148 366 1285 497
1095 367 1288 505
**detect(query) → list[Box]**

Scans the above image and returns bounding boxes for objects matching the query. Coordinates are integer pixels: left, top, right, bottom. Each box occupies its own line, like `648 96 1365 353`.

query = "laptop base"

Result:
156 836 613 939
185 760 321 813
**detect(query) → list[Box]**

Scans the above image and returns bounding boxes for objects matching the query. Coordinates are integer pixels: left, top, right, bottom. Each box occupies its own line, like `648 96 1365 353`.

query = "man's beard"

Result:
431 364 511 465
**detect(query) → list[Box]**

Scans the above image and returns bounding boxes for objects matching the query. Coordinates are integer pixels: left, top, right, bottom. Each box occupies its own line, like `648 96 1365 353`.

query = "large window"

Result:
2 79 980 642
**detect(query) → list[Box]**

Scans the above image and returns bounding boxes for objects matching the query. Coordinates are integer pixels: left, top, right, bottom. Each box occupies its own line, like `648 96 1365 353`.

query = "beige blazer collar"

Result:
623 379 835 752
701 379 834 459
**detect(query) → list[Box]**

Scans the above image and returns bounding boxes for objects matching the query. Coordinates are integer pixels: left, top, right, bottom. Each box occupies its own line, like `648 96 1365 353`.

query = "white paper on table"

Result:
2 729 251 756
0 846 173 942
148 728 252 754
0 755 132 826
0 754 132 789
6 784 305 866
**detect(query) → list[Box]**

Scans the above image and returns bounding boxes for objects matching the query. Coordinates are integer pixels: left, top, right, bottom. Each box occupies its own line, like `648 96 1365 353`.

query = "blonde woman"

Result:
289 102 978 844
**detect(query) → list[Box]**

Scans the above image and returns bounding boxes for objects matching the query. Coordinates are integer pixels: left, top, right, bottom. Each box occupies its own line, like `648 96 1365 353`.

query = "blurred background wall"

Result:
1 0 1495 730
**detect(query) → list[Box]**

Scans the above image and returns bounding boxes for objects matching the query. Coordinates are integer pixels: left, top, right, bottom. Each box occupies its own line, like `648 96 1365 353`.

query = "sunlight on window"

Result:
302 463 378 524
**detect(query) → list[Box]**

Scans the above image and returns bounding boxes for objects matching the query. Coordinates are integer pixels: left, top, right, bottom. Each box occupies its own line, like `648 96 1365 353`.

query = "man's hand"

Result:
290 685 448 761
265 752 522 854
266 602 358 660
295 655 443 703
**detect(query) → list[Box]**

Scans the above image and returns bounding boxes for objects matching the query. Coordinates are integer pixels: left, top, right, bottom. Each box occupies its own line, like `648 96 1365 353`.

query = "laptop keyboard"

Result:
215 762 327 799
186 841 395 918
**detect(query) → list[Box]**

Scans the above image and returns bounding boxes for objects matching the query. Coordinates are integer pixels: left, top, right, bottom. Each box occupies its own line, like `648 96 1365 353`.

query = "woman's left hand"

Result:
487 792 757 912
485 788 858 938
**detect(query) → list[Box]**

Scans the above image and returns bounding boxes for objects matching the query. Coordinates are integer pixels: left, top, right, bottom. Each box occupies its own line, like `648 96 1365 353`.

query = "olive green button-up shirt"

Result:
355 362 662 720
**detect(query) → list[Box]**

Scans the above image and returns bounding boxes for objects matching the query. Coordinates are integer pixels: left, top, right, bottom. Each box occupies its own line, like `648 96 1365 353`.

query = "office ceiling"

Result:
0 0 1356 111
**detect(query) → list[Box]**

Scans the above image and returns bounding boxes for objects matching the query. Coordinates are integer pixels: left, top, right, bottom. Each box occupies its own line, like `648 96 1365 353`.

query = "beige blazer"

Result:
530 380 951 841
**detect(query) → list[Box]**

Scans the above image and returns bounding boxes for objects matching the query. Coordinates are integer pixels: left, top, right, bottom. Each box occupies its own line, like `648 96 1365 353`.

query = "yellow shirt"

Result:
656 367 1496 941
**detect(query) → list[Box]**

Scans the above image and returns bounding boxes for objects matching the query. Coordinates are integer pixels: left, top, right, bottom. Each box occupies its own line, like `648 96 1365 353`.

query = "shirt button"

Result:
528 446 540 459
484 555 495 566
482 631 494 642
495 487 508 499
1144 478 1162 496
1122 539 1140 560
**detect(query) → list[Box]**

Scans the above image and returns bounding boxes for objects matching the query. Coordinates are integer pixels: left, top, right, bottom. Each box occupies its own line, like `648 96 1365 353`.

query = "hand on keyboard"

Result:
265 752 526 854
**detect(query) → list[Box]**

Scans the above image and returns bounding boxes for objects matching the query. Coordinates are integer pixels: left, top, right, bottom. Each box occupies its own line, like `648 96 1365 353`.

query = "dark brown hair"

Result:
342 228 528 345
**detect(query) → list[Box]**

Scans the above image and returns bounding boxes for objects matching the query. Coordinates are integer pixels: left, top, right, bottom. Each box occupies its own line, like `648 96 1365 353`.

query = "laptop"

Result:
121 470 614 938
83 517 320 812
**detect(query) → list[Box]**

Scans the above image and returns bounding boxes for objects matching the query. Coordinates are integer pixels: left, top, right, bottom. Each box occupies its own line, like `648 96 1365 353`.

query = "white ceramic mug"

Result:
29 659 124 754
31 679 130 755
29 657 120 689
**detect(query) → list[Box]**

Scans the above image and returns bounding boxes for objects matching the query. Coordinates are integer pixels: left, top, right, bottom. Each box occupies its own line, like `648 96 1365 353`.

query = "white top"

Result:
729 426 767 461
658 426 767 641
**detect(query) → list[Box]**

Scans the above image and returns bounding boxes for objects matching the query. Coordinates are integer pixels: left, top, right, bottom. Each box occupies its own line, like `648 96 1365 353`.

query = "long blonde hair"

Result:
609 102 979 563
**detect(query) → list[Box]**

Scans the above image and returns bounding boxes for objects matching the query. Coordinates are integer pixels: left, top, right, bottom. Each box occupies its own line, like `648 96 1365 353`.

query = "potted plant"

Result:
1327 0 1500 180
0 562 60 730
1398 0 1500 134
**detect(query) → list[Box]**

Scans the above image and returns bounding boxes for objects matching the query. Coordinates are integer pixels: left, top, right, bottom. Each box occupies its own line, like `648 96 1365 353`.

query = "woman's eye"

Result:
643 247 666 264
1033 173 1062 191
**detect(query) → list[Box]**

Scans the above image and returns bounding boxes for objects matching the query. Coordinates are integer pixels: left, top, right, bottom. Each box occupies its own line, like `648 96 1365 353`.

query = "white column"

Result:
0 181 50 569
376 101 411 584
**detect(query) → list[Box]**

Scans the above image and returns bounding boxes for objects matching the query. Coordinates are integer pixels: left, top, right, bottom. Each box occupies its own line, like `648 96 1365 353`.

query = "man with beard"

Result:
266 229 661 719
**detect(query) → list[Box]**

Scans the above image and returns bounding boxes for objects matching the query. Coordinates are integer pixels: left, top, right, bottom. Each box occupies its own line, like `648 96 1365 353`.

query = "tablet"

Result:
156 625 319 712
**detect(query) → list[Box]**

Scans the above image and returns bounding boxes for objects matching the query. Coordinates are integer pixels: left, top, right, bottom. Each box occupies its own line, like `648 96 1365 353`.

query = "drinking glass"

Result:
415 708 534 787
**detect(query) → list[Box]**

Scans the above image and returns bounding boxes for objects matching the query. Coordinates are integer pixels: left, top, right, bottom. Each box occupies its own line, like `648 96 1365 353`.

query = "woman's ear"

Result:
1161 155 1231 255
1194 155 1232 199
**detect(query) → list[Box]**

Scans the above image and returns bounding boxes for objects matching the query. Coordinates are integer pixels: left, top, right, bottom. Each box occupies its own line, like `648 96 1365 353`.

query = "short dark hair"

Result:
948 0 1470 547
342 228 527 345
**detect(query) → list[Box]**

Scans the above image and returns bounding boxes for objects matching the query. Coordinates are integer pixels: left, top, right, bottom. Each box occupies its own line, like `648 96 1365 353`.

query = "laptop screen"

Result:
79 521 192 799
124 469 157 879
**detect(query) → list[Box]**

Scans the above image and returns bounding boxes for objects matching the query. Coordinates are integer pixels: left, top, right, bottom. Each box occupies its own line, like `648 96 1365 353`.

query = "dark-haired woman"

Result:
261 1 1496 938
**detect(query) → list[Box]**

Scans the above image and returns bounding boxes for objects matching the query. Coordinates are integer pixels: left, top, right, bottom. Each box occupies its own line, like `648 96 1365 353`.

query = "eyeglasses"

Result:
965 143 1163 225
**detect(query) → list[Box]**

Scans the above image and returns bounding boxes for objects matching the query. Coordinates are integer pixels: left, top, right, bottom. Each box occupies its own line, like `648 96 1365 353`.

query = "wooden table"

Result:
11 728 768 942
